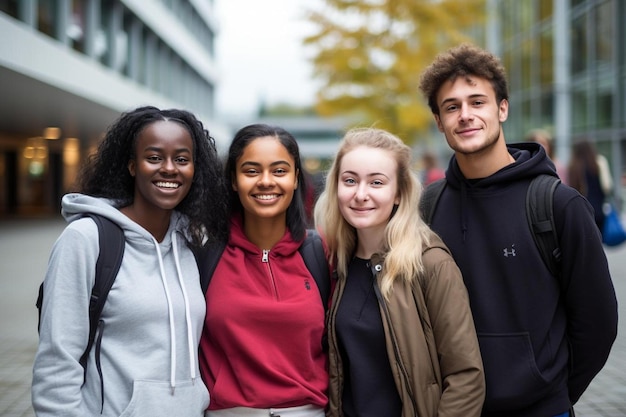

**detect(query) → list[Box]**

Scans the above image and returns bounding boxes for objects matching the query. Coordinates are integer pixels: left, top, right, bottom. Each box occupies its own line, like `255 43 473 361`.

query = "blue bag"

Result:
602 203 626 247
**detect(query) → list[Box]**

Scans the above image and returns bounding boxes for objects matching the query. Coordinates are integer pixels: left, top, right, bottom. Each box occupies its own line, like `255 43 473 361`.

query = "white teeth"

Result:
255 194 278 200
155 181 179 189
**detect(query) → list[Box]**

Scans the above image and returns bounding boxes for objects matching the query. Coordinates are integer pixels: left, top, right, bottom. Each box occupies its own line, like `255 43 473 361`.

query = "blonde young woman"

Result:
314 128 485 417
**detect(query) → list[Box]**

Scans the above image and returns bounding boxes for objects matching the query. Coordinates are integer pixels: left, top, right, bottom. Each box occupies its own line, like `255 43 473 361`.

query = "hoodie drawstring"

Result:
151 231 196 395
172 233 197 383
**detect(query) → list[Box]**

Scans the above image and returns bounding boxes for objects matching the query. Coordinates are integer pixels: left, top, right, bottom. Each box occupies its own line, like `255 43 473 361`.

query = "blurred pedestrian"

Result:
421 151 445 186
568 139 613 232
315 127 485 417
525 129 568 184
199 124 329 417
32 106 229 416
418 43 617 417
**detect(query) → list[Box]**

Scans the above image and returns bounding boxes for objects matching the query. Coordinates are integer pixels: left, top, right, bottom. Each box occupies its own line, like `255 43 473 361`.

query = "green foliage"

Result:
304 0 486 144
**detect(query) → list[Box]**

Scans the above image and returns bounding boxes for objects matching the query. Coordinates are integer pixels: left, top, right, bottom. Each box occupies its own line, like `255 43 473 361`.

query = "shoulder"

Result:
58 216 100 247
420 232 458 274
553 182 593 213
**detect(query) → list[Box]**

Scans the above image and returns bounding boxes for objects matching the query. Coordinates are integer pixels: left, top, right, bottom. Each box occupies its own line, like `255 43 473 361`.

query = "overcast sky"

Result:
214 0 322 118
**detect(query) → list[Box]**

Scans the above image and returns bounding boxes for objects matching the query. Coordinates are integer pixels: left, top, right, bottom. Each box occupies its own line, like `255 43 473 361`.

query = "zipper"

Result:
261 249 279 299
373 280 418 414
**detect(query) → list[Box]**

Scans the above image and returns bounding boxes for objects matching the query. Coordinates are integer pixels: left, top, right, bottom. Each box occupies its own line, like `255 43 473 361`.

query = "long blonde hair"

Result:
314 128 432 299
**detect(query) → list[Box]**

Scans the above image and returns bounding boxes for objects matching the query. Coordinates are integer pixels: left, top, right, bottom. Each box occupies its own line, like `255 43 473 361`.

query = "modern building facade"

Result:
486 0 625 197
0 0 227 217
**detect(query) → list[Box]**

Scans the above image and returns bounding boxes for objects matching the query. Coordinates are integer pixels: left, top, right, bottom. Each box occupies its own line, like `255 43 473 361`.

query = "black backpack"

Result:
419 174 562 277
36 213 125 371
198 229 331 310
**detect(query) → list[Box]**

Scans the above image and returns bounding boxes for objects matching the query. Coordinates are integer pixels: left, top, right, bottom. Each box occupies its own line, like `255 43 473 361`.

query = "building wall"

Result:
488 0 625 198
0 0 229 217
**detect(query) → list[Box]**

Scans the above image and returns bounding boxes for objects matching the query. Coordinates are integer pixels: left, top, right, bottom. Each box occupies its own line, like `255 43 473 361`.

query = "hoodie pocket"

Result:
479 333 549 411
119 380 210 417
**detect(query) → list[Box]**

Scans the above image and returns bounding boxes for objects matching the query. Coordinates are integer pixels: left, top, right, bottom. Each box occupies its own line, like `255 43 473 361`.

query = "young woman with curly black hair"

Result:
32 106 229 417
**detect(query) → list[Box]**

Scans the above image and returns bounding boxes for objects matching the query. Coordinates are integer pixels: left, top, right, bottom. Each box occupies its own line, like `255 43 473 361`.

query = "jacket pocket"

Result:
119 380 210 417
478 333 549 411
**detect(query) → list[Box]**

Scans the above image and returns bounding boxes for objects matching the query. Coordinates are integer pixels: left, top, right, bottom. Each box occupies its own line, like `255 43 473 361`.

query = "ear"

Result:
434 114 444 132
498 99 509 122
232 177 238 192
128 160 136 177
294 169 299 189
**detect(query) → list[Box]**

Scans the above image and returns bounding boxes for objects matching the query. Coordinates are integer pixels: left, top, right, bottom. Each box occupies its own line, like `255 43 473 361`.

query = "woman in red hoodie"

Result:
199 124 328 417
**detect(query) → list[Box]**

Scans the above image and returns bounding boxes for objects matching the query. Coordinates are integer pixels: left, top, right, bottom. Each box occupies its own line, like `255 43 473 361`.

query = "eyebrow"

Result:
240 160 292 168
143 146 192 153
440 93 488 107
342 170 390 179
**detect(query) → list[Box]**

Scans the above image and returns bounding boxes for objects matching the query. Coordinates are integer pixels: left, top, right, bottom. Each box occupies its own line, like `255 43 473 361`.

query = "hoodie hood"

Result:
61 193 188 243
445 142 558 189
60 193 198 393
441 142 559 243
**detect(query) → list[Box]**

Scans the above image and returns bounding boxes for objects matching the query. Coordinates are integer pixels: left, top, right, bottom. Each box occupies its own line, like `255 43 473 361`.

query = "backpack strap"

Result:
419 178 447 225
300 229 331 309
198 231 330 310
199 240 227 294
78 213 125 370
526 174 562 278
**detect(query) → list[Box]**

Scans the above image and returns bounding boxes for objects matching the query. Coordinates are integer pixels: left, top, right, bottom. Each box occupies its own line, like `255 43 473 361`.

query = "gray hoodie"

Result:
32 194 209 416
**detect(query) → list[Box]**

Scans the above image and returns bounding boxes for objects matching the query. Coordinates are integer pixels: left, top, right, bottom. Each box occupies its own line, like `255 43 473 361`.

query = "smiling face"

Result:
434 75 508 156
232 136 298 223
127 120 194 214
337 146 399 235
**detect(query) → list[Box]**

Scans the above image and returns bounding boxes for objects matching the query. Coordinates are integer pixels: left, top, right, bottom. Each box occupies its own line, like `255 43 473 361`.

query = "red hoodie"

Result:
199 216 328 410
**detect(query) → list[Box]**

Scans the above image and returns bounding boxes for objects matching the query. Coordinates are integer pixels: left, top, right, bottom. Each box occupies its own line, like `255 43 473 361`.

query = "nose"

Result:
354 182 369 201
161 158 177 174
459 103 474 123
257 171 273 187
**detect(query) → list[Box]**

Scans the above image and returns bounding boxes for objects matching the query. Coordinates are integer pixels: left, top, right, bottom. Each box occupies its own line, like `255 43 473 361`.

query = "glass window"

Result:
539 28 553 86
572 89 588 132
0 0 19 19
595 1 614 67
519 0 533 32
596 89 613 129
521 38 533 90
70 0 86 53
538 0 553 21
540 91 554 129
38 0 58 38
571 15 588 75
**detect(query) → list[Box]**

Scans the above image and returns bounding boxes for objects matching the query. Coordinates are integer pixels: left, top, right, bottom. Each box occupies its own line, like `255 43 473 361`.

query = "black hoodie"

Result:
429 142 617 417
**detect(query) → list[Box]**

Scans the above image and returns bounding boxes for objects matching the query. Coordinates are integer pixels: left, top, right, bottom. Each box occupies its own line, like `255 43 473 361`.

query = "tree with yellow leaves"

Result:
304 0 485 144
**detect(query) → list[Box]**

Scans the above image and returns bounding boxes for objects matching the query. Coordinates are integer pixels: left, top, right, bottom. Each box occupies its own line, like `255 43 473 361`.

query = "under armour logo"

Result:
304 279 311 290
503 246 516 257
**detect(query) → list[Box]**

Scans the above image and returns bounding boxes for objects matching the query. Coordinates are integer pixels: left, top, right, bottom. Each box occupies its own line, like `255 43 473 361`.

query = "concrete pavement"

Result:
1 216 625 416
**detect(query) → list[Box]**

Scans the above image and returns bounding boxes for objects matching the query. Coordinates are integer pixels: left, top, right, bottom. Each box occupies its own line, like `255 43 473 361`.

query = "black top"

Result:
335 257 402 417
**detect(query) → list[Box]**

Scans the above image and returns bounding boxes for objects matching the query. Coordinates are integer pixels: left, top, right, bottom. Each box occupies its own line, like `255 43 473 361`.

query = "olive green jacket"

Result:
326 234 485 417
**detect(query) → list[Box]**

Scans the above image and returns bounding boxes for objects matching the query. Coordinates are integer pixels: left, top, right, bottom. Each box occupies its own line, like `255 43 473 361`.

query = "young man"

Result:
418 43 618 417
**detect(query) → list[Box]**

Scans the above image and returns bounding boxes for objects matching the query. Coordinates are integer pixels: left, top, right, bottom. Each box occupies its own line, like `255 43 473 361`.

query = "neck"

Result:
456 137 515 179
120 204 171 242
243 214 287 250
354 228 385 259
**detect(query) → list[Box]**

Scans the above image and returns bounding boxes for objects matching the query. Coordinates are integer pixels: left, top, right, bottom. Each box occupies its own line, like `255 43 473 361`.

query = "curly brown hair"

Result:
419 43 509 115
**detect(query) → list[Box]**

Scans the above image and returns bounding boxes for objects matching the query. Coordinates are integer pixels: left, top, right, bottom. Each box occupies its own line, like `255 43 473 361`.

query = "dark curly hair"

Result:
224 123 308 241
419 43 509 115
76 106 228 247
